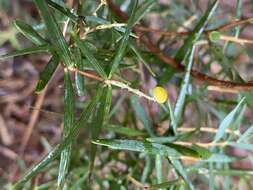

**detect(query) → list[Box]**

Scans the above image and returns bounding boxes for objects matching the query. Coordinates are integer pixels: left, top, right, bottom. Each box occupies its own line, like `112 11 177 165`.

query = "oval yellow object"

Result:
152 86 168 104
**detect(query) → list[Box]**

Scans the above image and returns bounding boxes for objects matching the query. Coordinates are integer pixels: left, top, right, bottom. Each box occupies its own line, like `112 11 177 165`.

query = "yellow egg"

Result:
152 86 168 104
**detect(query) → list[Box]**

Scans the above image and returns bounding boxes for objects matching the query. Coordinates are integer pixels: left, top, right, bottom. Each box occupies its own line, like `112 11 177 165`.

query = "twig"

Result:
105 80 156 102
168 156 201 162
92 0 107 16
68 67 156 102
0 114 13 145
215 17 253 32
220 34 253 44
82 23 127 38
0 145 19 160
20 87 47 153
134 17 253 37
68 67 103 81
106 0 253 91
173 141 228 148
127 175 144 188
207 85 240 93
177 127 241 137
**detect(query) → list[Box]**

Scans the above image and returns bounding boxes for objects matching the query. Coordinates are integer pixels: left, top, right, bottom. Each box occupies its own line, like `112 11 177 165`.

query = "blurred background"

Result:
0 0 253 189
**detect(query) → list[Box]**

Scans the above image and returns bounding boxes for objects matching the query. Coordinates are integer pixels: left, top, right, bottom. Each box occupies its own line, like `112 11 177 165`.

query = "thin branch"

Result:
173 141 228 148
207 85 241 93
127 175 145 188
133 17 253 37
215 17 253 32
82 23 127 38
67 67 156 102
177 127 241 137
92 0 107 16
20 88 47 153
220 34 253 44
68 67 103 81
105 80 156 102
106 0 253 91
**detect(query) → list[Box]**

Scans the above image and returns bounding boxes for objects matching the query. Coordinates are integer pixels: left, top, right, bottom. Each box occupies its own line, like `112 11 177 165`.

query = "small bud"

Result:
209 31 221 42
152 86 168 104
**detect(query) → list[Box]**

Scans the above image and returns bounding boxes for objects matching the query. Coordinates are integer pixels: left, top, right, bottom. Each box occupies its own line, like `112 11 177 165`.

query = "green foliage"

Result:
0 45 50 60
108 0 138 78
57 70 75 189
34 0 73 67
214 97 246 142
174 0 219 62
89 86 112 177
74 48 86 96
76 39 107 79
14 20 47 45
174 46 196 125
1 0 252 189
35 54 60 92
209 31 221 42
12 88 103 190
92 139 194 158
130 96 154 136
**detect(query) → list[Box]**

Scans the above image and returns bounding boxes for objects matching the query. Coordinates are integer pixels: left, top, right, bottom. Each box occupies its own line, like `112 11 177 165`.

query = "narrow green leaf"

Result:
77 39 107 79
212 169 253 176
92 139 201 158
35 54 60 92
14 20 47 45
0 45 49 60
34 0 73 66
243 92 253 108
141 156 151 183
89 86 112 176
212 42 253 109
108 94 127 119
85 16 108 25
148 180 179 190
105 124 146 137
169 159 194 190
175 0 219 62
214 97 246 142
133 0 156 25
191 144 212 160
147 131 195 143
147 136 178 143
130 96 155 136
12 89 102 190
208 163 216 190
75 71 85 96
167 99 177 134
166 143 200 158
155 155 163 186
129 42 155 76
202 154 240 163
174 46 196 125
74 48 85 96
57 70 75 189
108 0 138 78
237 124 253 143
69 171 88 190
47 0 78 23
223 0 242 53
